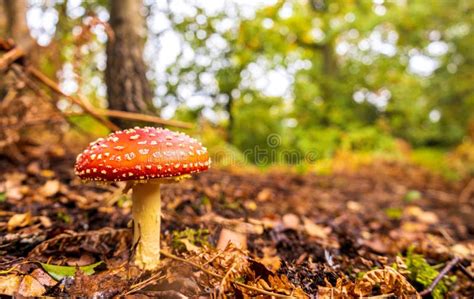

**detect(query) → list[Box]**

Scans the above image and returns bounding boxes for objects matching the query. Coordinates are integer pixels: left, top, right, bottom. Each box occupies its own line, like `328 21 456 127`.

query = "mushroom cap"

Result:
74 127 210 182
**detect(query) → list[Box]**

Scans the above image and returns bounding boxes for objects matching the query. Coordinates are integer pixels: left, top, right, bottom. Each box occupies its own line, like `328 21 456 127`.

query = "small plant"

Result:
385 207 403 220
404 190 421 203
172 228 210 252
404 247 456 298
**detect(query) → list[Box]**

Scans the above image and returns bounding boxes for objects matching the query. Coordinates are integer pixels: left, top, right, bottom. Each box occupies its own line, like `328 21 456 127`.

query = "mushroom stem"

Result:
132 182 161 270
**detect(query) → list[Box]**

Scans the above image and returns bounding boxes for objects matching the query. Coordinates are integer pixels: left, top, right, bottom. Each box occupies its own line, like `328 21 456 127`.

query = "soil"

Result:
0 155 473 297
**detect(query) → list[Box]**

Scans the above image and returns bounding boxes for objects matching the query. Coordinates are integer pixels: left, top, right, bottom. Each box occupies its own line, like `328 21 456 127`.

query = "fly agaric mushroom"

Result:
74 127 210 270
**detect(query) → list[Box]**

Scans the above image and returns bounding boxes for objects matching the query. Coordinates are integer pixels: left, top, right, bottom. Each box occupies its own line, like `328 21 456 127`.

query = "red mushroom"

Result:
74 127 210 270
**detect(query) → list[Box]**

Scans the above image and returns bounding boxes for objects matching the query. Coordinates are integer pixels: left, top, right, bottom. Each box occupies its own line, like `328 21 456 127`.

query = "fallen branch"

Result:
26 66 120 131
159 250 296 298
419 257 460 296
28 66 193 130
0 47 25 71
67 109 193 129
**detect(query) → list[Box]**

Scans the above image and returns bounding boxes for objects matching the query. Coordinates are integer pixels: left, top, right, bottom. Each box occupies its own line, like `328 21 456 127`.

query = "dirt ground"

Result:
0 155 473 298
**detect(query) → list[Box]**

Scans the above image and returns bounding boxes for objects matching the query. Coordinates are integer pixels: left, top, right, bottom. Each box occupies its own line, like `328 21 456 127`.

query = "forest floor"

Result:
0 154 473 298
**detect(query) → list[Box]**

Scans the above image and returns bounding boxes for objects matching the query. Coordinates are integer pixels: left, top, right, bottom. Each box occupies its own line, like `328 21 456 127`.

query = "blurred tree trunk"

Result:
0 1 6 36
105 0 154 127
3 0 35 51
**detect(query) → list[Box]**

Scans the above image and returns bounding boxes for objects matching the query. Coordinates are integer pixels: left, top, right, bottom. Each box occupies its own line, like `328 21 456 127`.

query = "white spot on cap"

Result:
101 170 107 174
138 141 147 145
150 141 158 145
125 152 136 160
139 149 149 155
130 135 140 140
114 146 124 150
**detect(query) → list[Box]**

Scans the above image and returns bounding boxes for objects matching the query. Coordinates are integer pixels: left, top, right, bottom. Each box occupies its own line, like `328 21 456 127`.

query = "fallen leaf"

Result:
302 217 330 239
0 274 21 296
405 206 439 224
7 212 32 231
39 180 60 197
39 169 55 178
31 269 57 287
217 228 247 250
354 267 420 298
40 261 104 281
18 275 46 297
258 247 281 272
257 188 273 202
282 213 300 230
38 216 52 228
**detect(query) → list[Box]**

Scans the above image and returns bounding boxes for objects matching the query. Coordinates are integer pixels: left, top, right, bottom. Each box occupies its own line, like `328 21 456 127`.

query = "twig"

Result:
159 250 295 298
0 47 25 71
126 271 165 295
67 109 193 129
458 263 474 281
419 256 460 296
26 66 120 131
9 64 93 138
459 178 474 203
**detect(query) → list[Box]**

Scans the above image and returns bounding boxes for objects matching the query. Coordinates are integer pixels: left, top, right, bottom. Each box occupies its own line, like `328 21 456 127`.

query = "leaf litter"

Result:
0 156 472 297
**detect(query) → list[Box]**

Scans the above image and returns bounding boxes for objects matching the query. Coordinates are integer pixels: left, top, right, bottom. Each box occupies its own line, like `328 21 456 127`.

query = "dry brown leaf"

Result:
354 267 420 299
217 228 247 250
451 242 474 259
0 274 21 296
30 269 57 287
302 217 330 239
258 247 281 272
282 213 300 230
318 277 354 299
39 179 60 197
7 212 32 231
18 275 46 297
38 216 53 228
257 188 273 202
405 206 439 224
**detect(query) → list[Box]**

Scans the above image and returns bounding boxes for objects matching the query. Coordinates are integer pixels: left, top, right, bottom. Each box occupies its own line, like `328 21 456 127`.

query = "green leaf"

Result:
0 192 6 202
40 261 103 281
404 190 421 203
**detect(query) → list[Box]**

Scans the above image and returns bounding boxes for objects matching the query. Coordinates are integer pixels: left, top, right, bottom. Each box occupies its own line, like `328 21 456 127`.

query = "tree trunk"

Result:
3 0 35 51
105 0 154 127
0 1 6 36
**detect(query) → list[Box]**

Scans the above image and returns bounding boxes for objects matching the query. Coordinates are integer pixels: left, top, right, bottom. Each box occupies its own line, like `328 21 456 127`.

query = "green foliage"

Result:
172 228 210 252
385 207 403 220
40 261 103 281
32 0 474 170
404 247 455 298
404 190 421 203
56 212 72 224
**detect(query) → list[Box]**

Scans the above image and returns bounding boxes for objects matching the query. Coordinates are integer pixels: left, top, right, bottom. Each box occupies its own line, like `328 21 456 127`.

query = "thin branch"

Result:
26 66 120 131
67 109 193 129
159 250 296 298
419 257 460 296
0 47 24 71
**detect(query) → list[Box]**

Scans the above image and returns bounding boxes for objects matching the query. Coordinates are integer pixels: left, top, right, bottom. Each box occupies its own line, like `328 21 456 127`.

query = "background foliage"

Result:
25 0 474 169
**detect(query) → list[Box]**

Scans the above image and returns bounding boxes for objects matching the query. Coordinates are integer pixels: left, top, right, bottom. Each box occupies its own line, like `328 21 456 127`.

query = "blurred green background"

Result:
5 0 474 177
